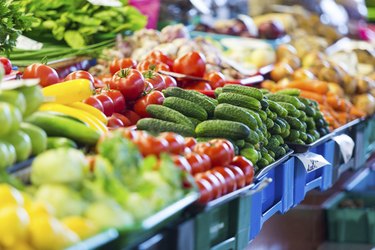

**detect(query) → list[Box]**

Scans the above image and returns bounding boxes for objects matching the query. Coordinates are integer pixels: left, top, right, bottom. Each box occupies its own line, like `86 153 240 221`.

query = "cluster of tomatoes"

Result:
119 129 255 204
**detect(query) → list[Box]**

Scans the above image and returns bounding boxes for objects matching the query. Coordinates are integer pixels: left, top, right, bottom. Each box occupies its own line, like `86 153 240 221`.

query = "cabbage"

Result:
31 148 87 186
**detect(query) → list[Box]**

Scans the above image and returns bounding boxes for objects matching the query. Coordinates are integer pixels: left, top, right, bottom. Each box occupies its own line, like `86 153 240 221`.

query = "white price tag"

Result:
87 0 122 7
15 35 43 50
333 134 355 163
294 152 330 173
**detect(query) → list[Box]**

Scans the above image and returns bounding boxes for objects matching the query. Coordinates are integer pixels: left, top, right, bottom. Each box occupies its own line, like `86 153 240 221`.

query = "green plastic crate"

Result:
325 192 375 244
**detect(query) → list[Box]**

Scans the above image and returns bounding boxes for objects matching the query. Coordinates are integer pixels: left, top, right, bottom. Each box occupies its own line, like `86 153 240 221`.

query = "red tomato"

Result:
133 136 168 156
133 91 165 118
107 116 124 128
110 69 144 101
185 81 212 91
64 70 95 84
23 63 59 87
185 137 197 150
172 155 192 173
0 57 12 74
146 50 174 68
231 156 254 185
112 113 131 127
95 94 114 116
185 152 206 175
196 178 214 204
122 128 141 140
109 58 137 75
212 167 237 193
227 165 246 189
173 51 206 77
193 139 235 167
97 74 112 86
144 81 153 93
162 75 178 88
209 170 228 195
205 71 226 89
137 59 170 72
104 90 126 113
93 78 106 89
195 172 222 199
184 147 192 154
84 96 104 112
200 154 212 171
122 110 141 125
159 132 185 154
143 72 166 91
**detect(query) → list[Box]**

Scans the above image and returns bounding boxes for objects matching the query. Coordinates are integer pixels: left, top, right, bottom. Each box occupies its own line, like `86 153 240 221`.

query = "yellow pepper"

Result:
68 102 107 125
42 79 93 104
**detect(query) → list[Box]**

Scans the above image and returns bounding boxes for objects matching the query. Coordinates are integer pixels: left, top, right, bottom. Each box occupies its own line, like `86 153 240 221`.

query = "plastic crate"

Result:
344 168 375 193
293 140 334 205
324 192 375 244
353 119 375 170
248 157 295 240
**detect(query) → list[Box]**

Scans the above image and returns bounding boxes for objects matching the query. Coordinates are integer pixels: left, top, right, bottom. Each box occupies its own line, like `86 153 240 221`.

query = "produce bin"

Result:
324 192 375 244
293 140 334 205
248 157 295 240
353 118 375 170
344 167 375 193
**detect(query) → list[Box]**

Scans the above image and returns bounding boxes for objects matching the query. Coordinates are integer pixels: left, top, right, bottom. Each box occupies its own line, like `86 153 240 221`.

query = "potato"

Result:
292 68 316 80
353 93 375 115
270 62 294 82
276 44 297 60
328 83 345 98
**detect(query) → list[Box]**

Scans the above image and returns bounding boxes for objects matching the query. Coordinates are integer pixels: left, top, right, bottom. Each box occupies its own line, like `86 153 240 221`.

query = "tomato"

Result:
133 91 165 118
172 155 192 173
95 94 114 116
109 58 137 75
231 156 254 185
0 57 12 74
107 116 124 128
122 110 141 125
196 178 214 204
227 165 246 189
146 50 174 68
209 170 228 195
183 147 192 154
195 172 222 199
110 69 144 101
205 71 226 89
173 51 206 77
211 166 237 193
162 75 178 88
93 78 106 89
185 137 197 150
185 152 206 175
185 81 212 91
143 71 166 91
159 132 185 154
97 74 112 86
104 90 126 113
144 81 153 93
84 96 104 112
200 154 212 171
193 139 235 167
133 136 168 156
122 128 141 140
137 59 170 72
112 113 131 127
23 63 59 87
64 70 95 84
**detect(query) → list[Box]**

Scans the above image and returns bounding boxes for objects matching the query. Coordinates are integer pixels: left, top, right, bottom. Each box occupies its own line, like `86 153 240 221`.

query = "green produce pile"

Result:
137 86 330 172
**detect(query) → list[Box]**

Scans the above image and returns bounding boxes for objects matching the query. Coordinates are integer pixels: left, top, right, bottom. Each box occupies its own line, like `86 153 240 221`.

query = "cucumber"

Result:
274 135 284 145
291 139 305 145
274 146 287 158
305 134 315 144
287 130 300 141
236 140 246 149
258 158 269 168
276 88 301 96
262 152 275 164
260 99 269 110
218 92 261 110
146 104 194 128
240 147 259 164
245 109 262 126
265 118 274 129
255 128 265 142
316 118 325 128
222 85 263 100
285 116 304 130
269 123 282 135
268 150 275 158
26 112 99 146
299 131 308 141
280 128 290 139
277 102 301 117
137 118 195 137
299 111 307 121
188 117 201 128
274 118 288 134
308 130 320 140
245 129 260 144
305 117 316 130
162 87 216 116
255 109 267 121
214 103 258 130
163 97 207 121
267 94 305 110
268 137 281 149
268 100 288 117
195 120 250 140
214 87 223 98
47 137 77 149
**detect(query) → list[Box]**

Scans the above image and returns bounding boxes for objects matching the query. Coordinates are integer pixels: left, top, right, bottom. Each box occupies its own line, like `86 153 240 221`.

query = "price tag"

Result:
15 35 43 50
333 134 355 163
87 0 122 7
293 152 330 173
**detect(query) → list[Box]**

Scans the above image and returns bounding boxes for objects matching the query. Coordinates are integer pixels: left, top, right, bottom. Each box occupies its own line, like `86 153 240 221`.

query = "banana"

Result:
42 79 93 104
39 103 108 134
68 102 107 125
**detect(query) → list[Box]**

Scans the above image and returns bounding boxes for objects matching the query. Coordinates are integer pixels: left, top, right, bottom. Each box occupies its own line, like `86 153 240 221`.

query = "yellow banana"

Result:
68 102 108 125
42 79 93 104
39 103 108 134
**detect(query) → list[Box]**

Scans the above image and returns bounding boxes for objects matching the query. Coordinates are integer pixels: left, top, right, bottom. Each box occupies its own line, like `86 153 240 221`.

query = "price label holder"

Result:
87 0 122 7
293 152 331 173
332 134 355 164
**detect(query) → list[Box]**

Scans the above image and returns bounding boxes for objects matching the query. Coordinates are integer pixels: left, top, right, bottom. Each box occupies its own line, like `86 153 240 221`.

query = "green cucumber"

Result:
222 85 263 100
285 116 304 130
218 92 261 110
265 118 274 129
214 103 258 130
195 120 250 140
277 102 301 117
146 104 194 128
137 118 195 137
268 100 288 117
287 129 300 141
267 94 305 110
163 97 207 121
245 129 260 144
276 88 301 96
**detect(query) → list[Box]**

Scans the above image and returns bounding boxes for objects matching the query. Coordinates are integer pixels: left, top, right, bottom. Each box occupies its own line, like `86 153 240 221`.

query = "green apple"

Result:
0 90 26 115
2 130 32 162
17 85 44 117
20 123 47 155
0 102 13 137
8 104 22 133
0 141 16 168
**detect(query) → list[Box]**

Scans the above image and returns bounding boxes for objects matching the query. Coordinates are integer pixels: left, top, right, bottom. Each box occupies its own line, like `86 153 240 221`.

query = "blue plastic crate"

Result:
344 168 375 193
293 140 334 205
248 157 294 240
